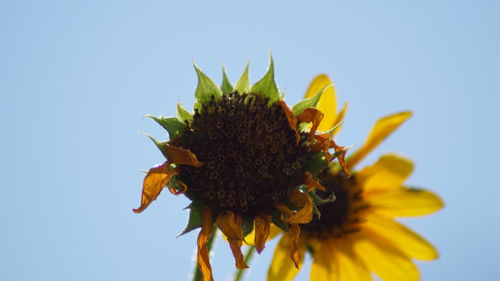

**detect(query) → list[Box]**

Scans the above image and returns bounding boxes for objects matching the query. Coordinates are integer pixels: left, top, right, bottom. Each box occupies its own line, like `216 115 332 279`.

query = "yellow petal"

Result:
277 190 313 224
267 235 305 281
165 144 203 167
216 211 248 269
298 107 324 139
133 162 177 213
351 229 419 281
347 111 412 169
310 239 339 281
304 74 337 132
289 223 301 268
366 188 444 217
364 213 439 260
197 209 214 281
358 154 414 192
331 101 348 136
336 239 373 281
254 214 272 253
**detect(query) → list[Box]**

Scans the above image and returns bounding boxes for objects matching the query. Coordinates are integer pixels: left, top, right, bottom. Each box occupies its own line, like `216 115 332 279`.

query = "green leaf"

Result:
235 62 250 93
292 85 331 116
193 63 222 103
221 66 234 94
250 56 279 104
146 115 186 139
177 102 193 122
242 215 255 237
144 133 169 159
178 204 204 237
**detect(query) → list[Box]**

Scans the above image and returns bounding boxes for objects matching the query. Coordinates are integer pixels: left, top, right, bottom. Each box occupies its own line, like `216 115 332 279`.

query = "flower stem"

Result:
232 245 256 281
192 227 217 281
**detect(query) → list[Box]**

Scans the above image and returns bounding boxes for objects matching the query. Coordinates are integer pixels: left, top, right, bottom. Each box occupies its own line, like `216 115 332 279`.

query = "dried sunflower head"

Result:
133 58 347 281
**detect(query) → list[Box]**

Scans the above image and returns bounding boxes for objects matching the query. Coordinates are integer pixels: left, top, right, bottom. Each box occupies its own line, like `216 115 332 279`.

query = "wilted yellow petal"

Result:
366 188 444 217
277 190 313 224
358 154 414 192
267 235 304 281
254 214 272 253
197 209 214 281
133 162 177 213
351 229 419 281
310 239 339 281
289 223 301 268
304 172 326 192
277 100 300 144
364 213 439 260
216 211 248 269
298 107 324 139
165 144 203 167
244 224 281 246
347 111 412 169
336 239 373 281
304 74 337 132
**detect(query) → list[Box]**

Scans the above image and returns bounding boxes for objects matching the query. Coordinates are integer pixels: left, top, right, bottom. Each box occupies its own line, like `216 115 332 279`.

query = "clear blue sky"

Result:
1 0 498 280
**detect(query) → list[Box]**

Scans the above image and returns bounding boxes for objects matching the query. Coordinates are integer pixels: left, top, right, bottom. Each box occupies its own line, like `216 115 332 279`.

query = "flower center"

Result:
300 172 366 239
172 92 308 216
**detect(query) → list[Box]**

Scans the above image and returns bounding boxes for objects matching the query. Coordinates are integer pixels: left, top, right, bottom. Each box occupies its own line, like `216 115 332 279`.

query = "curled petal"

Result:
276 190 314 224
133 162 177 213
254 214 272 253
298 107 324 138
216 211 248 269
165 144 203 167
304 172 326 192
197 209 214 281
277 100 300 144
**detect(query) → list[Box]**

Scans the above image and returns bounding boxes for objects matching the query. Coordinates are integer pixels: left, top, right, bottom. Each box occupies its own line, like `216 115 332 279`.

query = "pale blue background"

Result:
1 0 498 280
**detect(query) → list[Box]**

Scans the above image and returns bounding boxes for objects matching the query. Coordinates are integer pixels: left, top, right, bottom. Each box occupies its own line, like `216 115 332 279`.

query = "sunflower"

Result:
133 58 348 281
267 74 444 281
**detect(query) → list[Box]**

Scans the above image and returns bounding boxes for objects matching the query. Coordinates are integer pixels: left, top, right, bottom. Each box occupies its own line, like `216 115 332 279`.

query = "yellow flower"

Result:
133 59 347 281
267 74 444 281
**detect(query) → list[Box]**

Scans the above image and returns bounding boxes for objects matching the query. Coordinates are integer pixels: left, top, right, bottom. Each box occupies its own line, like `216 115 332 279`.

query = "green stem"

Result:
232 245 256 281
192 227 217 281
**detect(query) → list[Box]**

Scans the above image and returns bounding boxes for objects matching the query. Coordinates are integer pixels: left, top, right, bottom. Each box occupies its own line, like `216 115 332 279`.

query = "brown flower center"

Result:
171 92 308 216
300 171 367 239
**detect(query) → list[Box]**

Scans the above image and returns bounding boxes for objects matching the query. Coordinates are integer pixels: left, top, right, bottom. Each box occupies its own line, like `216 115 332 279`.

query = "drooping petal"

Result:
304 74 337 132
310 239 339 281
267 235 305 281
133 162 177 213
298 107 324 139
336 239 373 281
364 213 439 260
277 100 300 144
289 223 301 268
165 144 203 167
351 229 419 281
304 172 326 192
365 188 444 217
197 209 214 281
358 154 414 192
216 211 248 269
244 224 282 246
347 111 412 169
254 214 272 253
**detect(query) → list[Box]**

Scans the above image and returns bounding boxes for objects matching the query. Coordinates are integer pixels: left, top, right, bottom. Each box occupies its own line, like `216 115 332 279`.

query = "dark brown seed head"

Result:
171 92 308 216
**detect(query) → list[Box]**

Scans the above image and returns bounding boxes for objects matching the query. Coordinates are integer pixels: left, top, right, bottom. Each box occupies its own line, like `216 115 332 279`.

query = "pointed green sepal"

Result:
250 56 279 104
178 202 205 237
146 115 186 139
144 134 169 159
292 85 331 116
177 102 193 122
221 66 234 94
193 63 222 103
235 62 250 94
